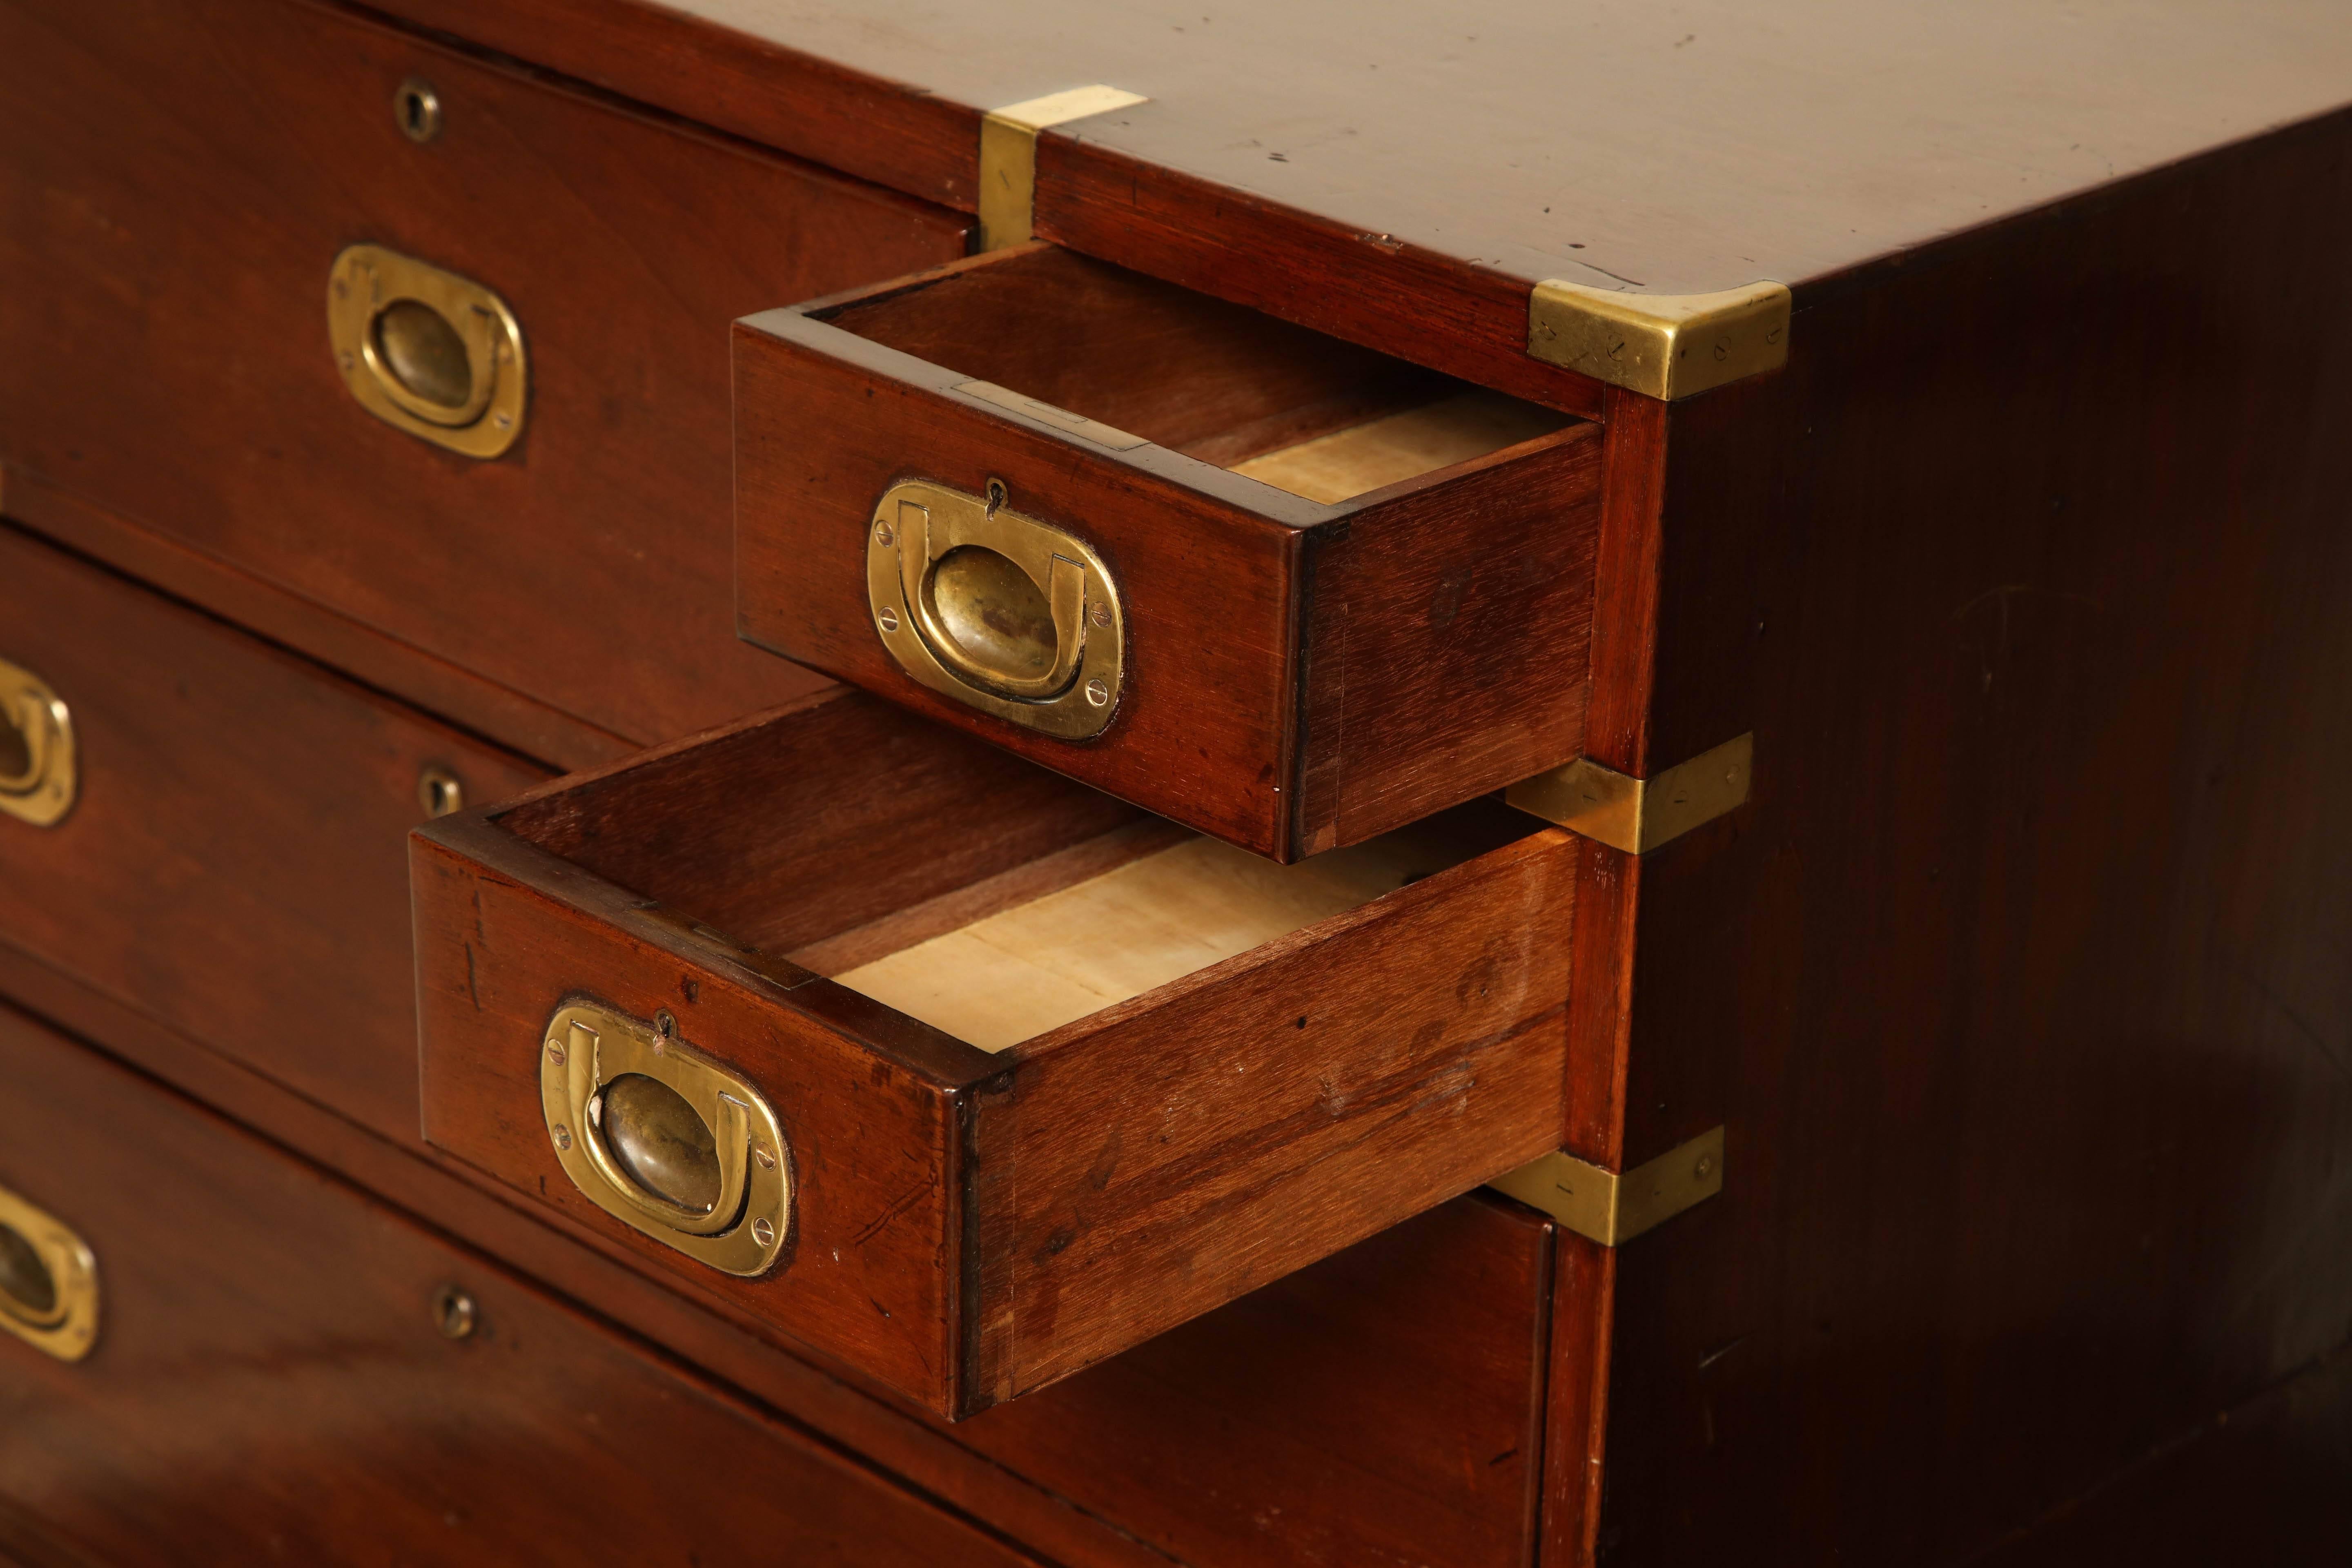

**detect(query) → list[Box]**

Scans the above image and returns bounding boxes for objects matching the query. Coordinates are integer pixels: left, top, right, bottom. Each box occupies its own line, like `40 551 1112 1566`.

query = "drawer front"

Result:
0 524 545 1137
413 689 1576 1417
0 1004 1036 1568
0 0 969 747
964 1194 1557 1568
735 245 1604 860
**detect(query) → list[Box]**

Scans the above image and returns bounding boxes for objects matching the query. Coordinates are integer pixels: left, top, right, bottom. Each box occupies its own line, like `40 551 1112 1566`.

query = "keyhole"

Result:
417 765 465 820
396 77 442 144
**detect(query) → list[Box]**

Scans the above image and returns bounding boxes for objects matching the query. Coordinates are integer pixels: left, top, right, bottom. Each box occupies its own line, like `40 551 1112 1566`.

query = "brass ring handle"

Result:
328 244 526 459
540 1001 791 1276
0 657 76 829
868 478 1126 739
0 1181 100 1363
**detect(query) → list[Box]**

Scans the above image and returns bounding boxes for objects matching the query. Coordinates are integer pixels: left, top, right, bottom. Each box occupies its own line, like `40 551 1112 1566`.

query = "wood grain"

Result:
1572 107 2352 1565
0 1002 1040 1568
0 0 966 749
734 245 1602 859
415 689 1579 1414
0 523 546 1141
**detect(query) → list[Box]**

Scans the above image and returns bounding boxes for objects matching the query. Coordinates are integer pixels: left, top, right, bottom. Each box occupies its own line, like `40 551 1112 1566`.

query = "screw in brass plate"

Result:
751 1217 777 1247
874 519 895 547
395 77 442 144
417 765 465 820
550 1123 573 1151
1694 1152 1718 1181
1085 678 1110 707
546 1038 567 1067
432 1285 479 1340
1089 601 1113 629
878 607 901 633
753 1146 777 1171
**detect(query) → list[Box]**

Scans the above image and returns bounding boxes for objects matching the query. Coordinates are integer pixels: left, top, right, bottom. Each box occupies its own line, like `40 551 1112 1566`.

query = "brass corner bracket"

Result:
978 85 1148 251
1489 1127 1725 1246
1528 279 1790 400
1508 733 1752 854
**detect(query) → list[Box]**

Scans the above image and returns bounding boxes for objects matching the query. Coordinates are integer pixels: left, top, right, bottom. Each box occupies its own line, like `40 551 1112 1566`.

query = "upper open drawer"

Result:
413 689 1575 1417
733 245 1602 862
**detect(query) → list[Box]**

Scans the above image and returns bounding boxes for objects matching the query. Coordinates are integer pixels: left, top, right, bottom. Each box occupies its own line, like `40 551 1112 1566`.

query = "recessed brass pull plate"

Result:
327 244 526 458
0 658 75 829
540 1000 791 1277
1489 1126 1726 1246
0 1181 100 1362
868 478 1126 739
1528 279 1790 401
1507 733 1753 854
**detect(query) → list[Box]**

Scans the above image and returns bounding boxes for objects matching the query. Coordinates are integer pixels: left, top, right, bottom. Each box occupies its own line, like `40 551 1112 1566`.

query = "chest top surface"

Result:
650 0 2350 294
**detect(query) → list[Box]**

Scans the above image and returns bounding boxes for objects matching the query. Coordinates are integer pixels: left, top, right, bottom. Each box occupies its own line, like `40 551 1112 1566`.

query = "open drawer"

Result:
413 688 1575 1417
733 244 1604 862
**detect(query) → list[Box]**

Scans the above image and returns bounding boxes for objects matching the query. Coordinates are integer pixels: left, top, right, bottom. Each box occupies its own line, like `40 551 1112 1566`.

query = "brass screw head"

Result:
751 1217 777 1247
550 1123 572 1151
545 1039 567 1067
1085 678 1110 707
878 607 901 633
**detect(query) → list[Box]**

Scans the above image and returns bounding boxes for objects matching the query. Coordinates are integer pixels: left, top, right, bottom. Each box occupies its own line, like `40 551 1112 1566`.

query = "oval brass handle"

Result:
0 657 76 829
867 477 1125 739
0 1180 100 1363
539 1000 791 1276
327 244 526 459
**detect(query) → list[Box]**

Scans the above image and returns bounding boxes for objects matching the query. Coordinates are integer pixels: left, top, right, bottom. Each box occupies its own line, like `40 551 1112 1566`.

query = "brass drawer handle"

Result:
867 477 1125 738
327 244 526 458
0 657 75 828
540 1001 791 1276
0 1181 100 1363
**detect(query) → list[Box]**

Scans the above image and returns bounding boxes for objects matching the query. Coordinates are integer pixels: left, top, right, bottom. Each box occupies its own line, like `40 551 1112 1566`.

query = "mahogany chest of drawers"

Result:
5 0 2352 1562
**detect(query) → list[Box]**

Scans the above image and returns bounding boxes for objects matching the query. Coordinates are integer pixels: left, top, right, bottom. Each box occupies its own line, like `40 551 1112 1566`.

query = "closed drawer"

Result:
413 688 1576 1417
0 1003 1036 1568
0 0 969 746
733 243 1603 860
0 523 545 1138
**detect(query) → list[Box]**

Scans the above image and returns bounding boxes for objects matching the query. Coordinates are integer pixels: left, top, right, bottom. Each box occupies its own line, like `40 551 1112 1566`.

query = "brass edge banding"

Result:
1488 1126 1726 1246
1506 733 1753 854
978 85 1149 251
1528 279 1790 400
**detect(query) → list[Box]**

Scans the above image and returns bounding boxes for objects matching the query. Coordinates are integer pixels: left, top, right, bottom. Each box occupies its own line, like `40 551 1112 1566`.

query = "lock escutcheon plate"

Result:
540 1000 791 1276
867 478 1125 739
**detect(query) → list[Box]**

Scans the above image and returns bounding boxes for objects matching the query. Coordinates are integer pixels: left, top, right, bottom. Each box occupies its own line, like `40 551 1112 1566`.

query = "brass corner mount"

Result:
978 85 1148 251
1508 733 1753 854
1528 278 1791 400
1489 1126 1726 1247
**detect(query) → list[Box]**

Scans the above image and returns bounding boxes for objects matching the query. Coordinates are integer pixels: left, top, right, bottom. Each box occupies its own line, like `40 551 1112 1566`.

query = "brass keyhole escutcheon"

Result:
0 658 76 829
417 765 465 820
540 1000 791 1276
328 245 525 458
395 76 442 144
0 1184 98 1363
868 478 1124 739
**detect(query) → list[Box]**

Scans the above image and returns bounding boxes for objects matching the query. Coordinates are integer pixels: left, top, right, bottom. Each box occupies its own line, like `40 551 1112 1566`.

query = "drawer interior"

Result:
812 244 1572 504
496 695 1543 1058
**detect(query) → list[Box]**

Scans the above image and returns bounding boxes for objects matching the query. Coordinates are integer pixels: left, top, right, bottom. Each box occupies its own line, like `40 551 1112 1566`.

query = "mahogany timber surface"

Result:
0 0 966 749
0 523 546 1141
1567 109 2352 1564
415 688 1577 1414
0 927 1564 1568
372 0 2352 413
0 1004 1040 1568
734 246 1602 859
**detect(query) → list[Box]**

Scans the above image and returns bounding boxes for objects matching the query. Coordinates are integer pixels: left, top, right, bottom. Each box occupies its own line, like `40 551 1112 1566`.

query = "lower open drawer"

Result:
413 688 1574 1417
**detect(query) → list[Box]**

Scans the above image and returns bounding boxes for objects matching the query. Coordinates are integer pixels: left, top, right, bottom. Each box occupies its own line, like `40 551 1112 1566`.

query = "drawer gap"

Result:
813 245 1574 497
